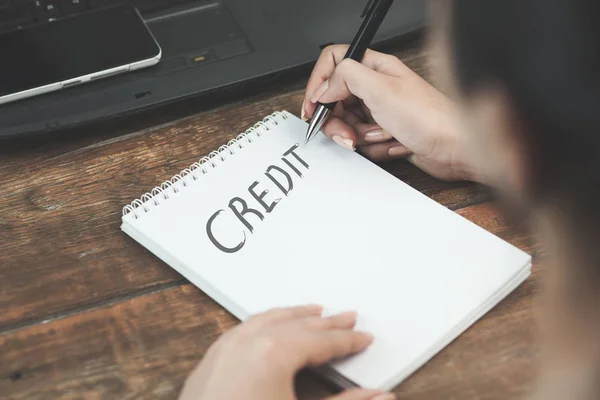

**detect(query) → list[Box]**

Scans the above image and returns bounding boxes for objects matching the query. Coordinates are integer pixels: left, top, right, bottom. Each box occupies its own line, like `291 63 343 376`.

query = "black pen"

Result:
305 0 395 143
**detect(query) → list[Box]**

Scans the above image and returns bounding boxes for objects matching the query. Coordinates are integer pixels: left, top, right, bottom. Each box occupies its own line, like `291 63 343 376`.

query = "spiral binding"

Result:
122 111 289 220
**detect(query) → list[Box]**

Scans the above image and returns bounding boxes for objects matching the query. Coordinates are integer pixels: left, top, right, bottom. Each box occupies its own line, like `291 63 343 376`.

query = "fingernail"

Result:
338 311 358 318
371 393 396 400
310 80 329 103
301 100 308 121
358 331 375 344
388 146 407 157
332 135 355 151
306 304 324 312
364 130 391 142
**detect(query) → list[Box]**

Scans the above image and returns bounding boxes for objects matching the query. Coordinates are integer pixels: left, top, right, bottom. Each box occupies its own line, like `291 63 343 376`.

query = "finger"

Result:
346 102 368 121
333 109 389 148
324 108 368 152
342 95 361 111
352 123 393 146
388 144 412 158
303 45 349 119
359 100 375 123
313 59 393 111
321 117 357 151
303 47 404 118
339 107 363 127
335 99 368 124
301 330 374 367
357 141 410 162
305 46 404 99
247 305 323 327
323 388 395 400
330 101 346 119
305 312 358 331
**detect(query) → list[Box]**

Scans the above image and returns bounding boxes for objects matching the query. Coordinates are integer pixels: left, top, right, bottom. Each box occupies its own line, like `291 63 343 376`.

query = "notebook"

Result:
122 111 532 390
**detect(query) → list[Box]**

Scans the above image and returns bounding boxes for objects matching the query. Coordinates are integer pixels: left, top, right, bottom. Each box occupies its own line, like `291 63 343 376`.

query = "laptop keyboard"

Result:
0 0 195 33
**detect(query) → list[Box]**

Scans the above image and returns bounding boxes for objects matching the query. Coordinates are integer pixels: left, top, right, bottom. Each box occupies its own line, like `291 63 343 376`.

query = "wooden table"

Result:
0 37 543 400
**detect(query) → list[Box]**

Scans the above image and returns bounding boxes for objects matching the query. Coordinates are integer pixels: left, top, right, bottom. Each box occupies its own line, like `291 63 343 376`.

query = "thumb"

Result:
323 388 396 400
313 59 390 108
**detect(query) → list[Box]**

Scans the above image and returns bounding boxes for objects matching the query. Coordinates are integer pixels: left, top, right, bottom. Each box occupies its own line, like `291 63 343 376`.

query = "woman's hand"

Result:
302 45 475 182
179 305 395 400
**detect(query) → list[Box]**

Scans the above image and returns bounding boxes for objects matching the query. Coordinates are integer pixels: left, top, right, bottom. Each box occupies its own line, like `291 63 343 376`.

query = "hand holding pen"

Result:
305 0 395 143
300 16 472 182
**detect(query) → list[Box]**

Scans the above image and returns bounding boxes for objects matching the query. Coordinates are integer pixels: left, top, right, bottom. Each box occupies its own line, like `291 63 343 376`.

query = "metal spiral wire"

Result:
122 111 289 219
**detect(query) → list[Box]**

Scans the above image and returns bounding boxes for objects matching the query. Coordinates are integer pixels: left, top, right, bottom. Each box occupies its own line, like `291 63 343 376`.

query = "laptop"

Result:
0 0 425 138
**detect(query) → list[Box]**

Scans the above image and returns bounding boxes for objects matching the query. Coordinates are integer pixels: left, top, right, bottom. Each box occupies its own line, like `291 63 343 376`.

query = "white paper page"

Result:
122 111 531 389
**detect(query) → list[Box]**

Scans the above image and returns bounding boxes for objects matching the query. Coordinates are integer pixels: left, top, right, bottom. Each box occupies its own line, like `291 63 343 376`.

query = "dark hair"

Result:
451 0 600 212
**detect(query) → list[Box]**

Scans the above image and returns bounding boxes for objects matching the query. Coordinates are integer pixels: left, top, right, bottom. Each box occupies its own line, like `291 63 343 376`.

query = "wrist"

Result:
431 99 483 184
449 130 480 183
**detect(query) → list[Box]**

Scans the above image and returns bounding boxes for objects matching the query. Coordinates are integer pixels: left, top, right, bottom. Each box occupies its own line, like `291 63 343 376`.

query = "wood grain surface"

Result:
0 38 543 399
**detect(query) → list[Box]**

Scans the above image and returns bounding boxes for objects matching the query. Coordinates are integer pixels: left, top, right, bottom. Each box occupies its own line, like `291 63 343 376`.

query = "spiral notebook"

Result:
122 111 532 390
